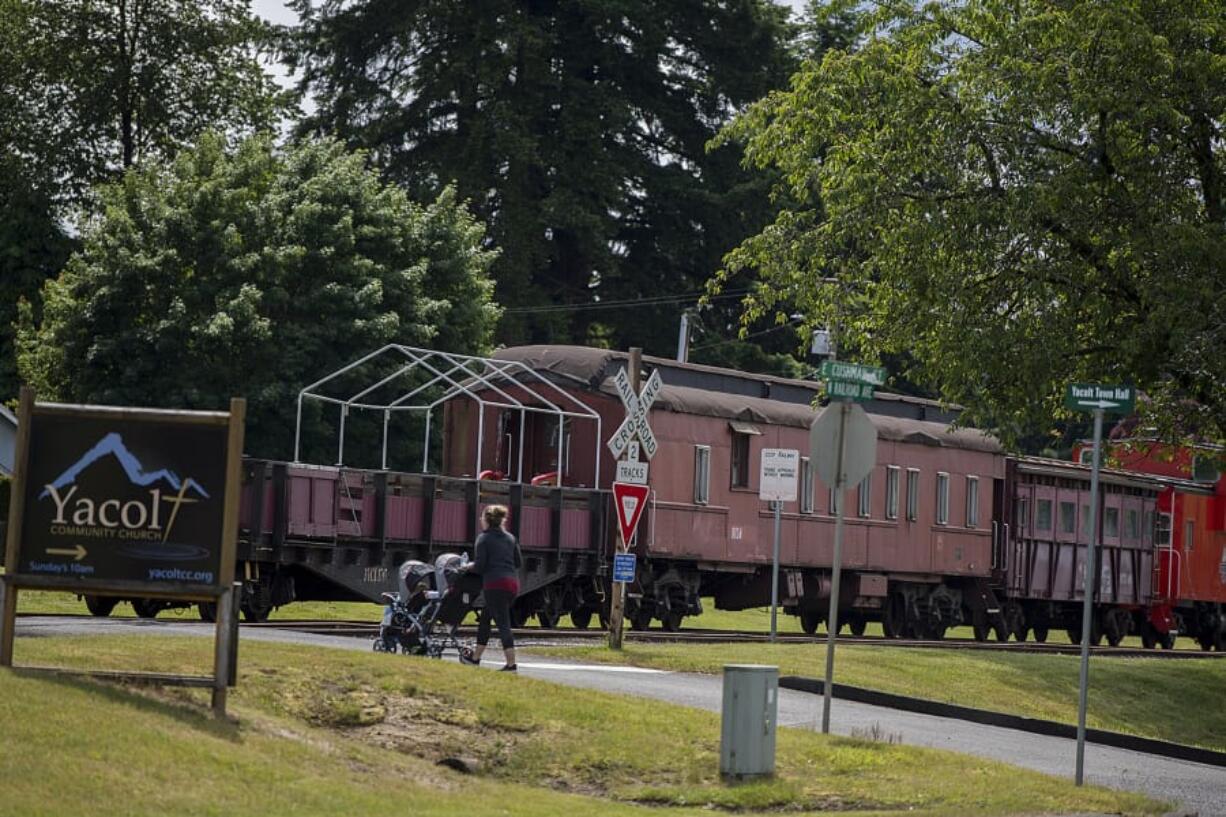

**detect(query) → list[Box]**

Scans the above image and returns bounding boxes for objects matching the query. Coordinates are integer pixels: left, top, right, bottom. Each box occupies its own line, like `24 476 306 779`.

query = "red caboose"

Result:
1083 438 1226 650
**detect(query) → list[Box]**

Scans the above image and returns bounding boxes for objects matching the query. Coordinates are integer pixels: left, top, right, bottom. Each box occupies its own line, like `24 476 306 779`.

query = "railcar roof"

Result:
1012 455 1215 494
493 345 956 409
494 345 1000 454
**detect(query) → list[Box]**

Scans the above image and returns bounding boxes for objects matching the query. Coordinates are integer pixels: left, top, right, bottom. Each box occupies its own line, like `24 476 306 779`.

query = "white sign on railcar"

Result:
759 448 799 502
607 367 662 460
616 459 649 485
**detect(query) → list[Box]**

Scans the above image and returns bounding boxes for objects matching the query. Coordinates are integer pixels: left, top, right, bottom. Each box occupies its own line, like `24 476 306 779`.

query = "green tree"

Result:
17 133 500 459
1 0 287 208
287 0 795 353
0 160 72 402
718 0 1226 443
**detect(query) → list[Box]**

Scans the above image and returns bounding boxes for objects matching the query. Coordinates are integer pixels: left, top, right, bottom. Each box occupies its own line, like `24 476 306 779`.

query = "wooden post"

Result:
0 387 34 667
608 347 641 650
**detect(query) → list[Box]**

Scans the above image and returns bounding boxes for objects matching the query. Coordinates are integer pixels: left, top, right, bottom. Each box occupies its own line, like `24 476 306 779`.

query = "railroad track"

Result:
241 619 1226 659
18 612 1224 658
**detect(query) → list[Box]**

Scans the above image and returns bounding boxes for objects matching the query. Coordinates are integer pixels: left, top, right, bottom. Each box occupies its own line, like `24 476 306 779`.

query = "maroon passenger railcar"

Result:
440 346 1007 635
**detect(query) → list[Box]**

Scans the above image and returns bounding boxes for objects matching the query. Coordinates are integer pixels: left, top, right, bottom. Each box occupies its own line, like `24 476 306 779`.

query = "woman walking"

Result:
463 504 523 671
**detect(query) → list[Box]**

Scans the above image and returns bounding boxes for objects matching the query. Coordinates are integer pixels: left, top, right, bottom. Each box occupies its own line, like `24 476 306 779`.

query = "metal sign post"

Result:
1064 383 1133 785
759 449 799 642
810 371 880 734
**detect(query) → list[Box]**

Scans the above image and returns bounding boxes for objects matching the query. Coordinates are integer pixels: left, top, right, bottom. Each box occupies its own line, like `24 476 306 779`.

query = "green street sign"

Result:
826 378 874 403
820 360 887 387
1064 383 1135 414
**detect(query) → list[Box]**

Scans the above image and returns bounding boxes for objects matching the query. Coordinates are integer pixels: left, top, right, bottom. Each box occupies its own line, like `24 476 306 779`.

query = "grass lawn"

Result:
0 635 1161 817
534 641 1226 752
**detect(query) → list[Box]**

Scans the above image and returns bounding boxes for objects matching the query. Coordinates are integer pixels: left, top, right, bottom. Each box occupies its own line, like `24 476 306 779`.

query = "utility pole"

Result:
608 347 642 649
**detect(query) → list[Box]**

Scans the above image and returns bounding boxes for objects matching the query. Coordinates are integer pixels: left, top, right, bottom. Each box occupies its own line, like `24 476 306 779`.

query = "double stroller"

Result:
374 553 482 658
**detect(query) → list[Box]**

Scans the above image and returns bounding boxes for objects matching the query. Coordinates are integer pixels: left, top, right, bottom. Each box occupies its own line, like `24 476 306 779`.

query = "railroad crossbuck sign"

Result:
612 481 650 545
607 367 662 459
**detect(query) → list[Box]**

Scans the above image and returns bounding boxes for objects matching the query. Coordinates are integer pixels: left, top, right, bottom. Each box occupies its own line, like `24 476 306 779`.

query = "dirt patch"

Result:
345 690 528 774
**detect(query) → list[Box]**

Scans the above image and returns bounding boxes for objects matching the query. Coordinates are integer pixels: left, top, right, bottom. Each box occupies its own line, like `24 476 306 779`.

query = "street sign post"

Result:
760 449 800 642
809 396 878 735
1065 382 1134 785
608 348 655 650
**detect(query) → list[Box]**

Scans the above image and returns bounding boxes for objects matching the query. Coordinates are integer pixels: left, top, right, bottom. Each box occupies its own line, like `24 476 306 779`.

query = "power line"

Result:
689 320 799 353
501 289 750 315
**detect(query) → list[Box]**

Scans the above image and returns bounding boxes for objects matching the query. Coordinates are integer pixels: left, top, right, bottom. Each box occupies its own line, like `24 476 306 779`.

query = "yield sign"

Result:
612 481 650 545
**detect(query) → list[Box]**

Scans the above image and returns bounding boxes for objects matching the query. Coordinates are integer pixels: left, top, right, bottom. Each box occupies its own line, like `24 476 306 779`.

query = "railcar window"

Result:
1185 519 1195 552
906 468 920 521
1060 501 1076 534
858 473 872 518
1143 510 1154 545
731 432 750 489
1016 497 1029 531
1127 509 1139 540
886 466 900 520
828 486 838 517
1156 512 1171 546
801 457 814 514
693 445 711 505
936 472 949 525
966 476 979 527
1081 504 1090 537
1035 499 1052 531
1104 507 1119 538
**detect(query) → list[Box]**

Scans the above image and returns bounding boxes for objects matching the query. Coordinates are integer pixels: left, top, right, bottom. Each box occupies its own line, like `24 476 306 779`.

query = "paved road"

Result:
15 617 1224 815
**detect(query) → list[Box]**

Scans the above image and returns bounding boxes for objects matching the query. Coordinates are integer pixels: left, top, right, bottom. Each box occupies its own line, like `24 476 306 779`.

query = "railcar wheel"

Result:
241 602 272 623
799 610 821 636
83 595 118 618
537 610 559 629
847 614 867 637
992 622 1010 642
598 611 610 630
1032 626 1049 644
1102 609 1129 648
882 594 905 639
197 602 217 623
570 608 593 630
630 609 653 631
661 610 683 632
132 599 162 619
1159 632 1176 650
971 610 990 642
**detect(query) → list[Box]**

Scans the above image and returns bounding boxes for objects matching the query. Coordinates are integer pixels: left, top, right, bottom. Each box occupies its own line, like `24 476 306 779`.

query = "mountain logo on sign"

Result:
39 432 209 500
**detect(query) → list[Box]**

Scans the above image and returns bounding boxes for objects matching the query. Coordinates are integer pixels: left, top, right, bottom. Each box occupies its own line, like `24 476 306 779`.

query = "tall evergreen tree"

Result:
287 0 795 353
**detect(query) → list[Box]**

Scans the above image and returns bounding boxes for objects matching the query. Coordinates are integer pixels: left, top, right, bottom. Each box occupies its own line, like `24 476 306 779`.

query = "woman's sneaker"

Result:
458 648 480 666
498 664 518 673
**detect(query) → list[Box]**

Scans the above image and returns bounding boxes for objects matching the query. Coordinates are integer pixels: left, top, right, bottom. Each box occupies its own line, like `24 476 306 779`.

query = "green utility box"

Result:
719 664 778 778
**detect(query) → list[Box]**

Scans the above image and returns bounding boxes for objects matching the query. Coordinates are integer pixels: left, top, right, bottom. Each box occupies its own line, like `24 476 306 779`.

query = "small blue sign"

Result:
612 552 636 584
